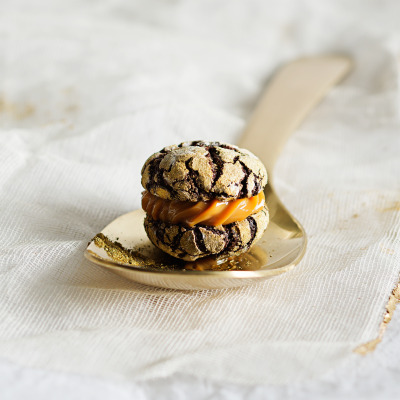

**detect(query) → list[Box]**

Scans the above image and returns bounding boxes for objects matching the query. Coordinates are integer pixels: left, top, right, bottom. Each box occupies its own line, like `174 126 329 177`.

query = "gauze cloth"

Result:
0 0 399 385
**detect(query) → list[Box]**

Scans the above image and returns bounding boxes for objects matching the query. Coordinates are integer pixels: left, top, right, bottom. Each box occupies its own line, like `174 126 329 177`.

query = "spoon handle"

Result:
238 55 352 174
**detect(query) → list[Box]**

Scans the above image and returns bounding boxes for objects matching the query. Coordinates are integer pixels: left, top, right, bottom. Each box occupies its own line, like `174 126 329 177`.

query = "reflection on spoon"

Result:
184 245 268 271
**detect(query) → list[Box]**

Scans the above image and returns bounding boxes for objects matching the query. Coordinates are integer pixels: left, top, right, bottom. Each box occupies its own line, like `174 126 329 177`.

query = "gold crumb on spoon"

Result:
91 233 179 270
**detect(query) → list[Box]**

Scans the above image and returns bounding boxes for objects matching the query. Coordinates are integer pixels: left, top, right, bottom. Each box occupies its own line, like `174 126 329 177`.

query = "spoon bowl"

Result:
85 56 352 290
85 182 306 290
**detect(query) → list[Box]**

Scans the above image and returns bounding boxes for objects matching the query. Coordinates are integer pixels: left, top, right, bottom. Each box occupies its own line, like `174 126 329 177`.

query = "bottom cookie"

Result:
144 206 269 261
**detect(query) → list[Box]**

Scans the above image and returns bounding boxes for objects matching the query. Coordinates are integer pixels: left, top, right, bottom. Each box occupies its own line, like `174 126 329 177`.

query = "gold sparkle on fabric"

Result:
354 283 400 354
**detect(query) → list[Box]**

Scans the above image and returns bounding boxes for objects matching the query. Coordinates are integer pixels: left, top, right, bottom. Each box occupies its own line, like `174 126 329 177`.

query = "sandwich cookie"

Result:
141 141 269 261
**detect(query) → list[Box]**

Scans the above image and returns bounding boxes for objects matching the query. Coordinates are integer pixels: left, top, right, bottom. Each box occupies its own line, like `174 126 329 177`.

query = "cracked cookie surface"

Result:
144 206 269 261
141 141 267 202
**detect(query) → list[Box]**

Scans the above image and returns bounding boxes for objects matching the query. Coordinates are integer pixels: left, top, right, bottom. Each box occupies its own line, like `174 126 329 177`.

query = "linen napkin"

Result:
0 0 399 385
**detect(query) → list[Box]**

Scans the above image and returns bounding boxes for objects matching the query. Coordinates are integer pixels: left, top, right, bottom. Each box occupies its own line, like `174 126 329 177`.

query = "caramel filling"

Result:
142 190 265 227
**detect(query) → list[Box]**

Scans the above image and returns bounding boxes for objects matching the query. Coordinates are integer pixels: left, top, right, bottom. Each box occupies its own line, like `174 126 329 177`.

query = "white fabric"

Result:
1 0 400 391
1 313 400 400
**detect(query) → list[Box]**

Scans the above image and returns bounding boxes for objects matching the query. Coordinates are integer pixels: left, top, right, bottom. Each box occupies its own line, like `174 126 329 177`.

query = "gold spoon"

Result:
85 56 352 290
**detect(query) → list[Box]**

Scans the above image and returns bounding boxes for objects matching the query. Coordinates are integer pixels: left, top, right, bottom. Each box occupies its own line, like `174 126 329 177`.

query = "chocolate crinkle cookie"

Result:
141 140 269 261
141 140 267 202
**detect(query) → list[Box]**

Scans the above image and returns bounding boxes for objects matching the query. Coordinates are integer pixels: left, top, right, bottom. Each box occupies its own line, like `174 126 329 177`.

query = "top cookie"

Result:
141 141 267 202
